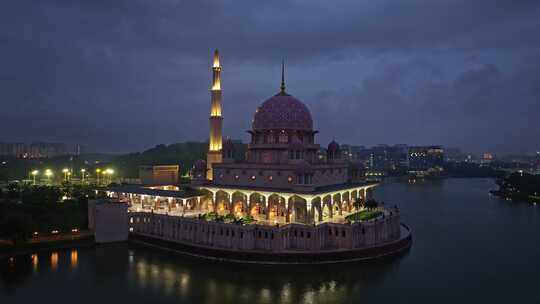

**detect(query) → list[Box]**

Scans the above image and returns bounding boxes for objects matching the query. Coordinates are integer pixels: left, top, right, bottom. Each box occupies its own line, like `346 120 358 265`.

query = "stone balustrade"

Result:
128 210 401 253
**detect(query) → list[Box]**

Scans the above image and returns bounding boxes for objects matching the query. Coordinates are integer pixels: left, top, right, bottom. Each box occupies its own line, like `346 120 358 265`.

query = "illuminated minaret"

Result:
207 49 223 180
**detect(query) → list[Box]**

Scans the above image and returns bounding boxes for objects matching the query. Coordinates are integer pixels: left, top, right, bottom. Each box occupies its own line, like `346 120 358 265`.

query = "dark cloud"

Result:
0 0 539 154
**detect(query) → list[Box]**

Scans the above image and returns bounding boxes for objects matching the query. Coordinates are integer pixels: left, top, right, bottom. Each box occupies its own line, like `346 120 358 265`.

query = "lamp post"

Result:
81 168 86 184
96 168 101 186
105 168 114 184
45 169 53 185
62 168 69 182
31 170 39 185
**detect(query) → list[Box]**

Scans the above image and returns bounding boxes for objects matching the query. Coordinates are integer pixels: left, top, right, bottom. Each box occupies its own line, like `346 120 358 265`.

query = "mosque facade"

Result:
101 50 411 261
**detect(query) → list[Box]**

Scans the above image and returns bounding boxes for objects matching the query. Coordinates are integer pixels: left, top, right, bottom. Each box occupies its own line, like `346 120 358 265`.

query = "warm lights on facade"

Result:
207 49 224 179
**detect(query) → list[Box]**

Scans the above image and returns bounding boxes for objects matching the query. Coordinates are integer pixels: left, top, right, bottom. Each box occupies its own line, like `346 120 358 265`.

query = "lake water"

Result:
1 178 539 303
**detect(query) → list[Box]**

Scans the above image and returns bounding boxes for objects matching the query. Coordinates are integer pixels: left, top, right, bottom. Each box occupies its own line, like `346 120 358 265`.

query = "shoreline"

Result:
1 224 412 265
490 189 540 203
0 235 95 260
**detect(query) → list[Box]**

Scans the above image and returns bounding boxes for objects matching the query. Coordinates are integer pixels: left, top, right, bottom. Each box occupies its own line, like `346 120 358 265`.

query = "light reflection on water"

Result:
70 250 78 268
50 252 58 271
123 246 387 304
31 254 38 272
3 179 539 303
0 233 400 304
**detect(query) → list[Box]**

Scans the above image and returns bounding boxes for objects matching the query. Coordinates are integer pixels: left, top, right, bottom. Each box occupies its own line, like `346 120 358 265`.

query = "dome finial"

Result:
280 59 286 95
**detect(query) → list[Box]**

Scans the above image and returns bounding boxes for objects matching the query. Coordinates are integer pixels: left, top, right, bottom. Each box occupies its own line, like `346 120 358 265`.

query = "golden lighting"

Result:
209 141 222 152
70 250 78 268
211 79 221 91
31 254 38 271
51 252 58 270
210 103 221 117
213 51 220 68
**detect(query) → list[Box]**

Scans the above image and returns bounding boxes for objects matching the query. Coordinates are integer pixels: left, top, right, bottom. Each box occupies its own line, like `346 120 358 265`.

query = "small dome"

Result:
328 140 340 151
253 93 313 131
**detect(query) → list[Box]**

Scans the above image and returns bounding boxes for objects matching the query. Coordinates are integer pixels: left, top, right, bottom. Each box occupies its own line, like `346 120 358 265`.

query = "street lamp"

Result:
105 168 114 185
31 170 39 185
96 168 101 185
62 168 69 182
81 168 86 184
45 169 53 185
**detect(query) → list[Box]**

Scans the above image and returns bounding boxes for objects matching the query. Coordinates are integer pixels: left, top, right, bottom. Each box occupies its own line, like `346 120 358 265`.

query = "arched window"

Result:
279 131 288 144
268 133 275 144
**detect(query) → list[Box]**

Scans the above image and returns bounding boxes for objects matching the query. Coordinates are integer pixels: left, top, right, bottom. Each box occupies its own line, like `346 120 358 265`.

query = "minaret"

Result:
207 49 223 180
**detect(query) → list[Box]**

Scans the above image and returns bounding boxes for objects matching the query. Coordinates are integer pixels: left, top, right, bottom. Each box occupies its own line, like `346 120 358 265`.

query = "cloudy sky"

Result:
1 0 539 155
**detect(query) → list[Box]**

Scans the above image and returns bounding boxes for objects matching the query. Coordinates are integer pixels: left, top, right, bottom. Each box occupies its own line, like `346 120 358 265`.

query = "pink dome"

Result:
252 93 313 131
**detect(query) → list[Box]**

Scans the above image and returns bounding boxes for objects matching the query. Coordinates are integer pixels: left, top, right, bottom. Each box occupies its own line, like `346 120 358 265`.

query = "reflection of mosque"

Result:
127 246 404 304
0 245 406 304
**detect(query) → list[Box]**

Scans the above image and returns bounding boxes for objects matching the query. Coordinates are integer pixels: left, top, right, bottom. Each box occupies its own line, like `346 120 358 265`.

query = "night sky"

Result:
1 0 539 155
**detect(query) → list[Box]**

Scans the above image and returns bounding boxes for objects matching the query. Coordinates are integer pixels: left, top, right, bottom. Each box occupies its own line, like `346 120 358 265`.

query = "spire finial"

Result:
213 49 220 68
280 59 286 94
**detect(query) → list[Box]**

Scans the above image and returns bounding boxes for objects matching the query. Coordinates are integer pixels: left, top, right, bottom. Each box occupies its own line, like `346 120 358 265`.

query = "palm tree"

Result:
353 199 363 211
364 199 378 210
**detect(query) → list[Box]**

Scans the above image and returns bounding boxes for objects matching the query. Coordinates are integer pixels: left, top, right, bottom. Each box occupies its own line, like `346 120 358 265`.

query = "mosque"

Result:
102 50 411 263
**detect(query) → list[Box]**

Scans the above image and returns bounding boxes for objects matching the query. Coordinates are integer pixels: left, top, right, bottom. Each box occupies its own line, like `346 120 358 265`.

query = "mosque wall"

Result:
128 211 401 253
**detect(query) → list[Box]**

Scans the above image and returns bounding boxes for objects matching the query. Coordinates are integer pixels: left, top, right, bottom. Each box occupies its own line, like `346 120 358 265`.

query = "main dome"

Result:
252 93 313 131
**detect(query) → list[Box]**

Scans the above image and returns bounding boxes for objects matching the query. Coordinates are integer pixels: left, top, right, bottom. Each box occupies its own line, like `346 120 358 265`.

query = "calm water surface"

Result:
1 178 539 303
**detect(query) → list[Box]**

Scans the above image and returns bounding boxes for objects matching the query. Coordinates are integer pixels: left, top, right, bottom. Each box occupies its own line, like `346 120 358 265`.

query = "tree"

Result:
353 199 363 211
7 183 20 199
364 199 378 210
3 213 32 244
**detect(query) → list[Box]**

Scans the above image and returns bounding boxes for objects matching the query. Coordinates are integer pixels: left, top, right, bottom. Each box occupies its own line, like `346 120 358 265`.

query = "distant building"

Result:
0 142 27 157
481 153 494 165
75 144 90 156
0 142 66 158
28 142 65 158
444 147 467 162
339 144 365 161
355 144 408 172
408 146 444 172
139 165 179 185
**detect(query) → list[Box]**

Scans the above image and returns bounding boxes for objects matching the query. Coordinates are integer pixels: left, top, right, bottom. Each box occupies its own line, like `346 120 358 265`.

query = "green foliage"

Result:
2 213 33 244
503 172 540 194
364 199 378 209
239 215 255 224
200 212 256 225
352 199 363 210
495 172 540 201
0 184 90 243
345 210 383 222
444 162 505 178
223 213 236 222
112 142 208 177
